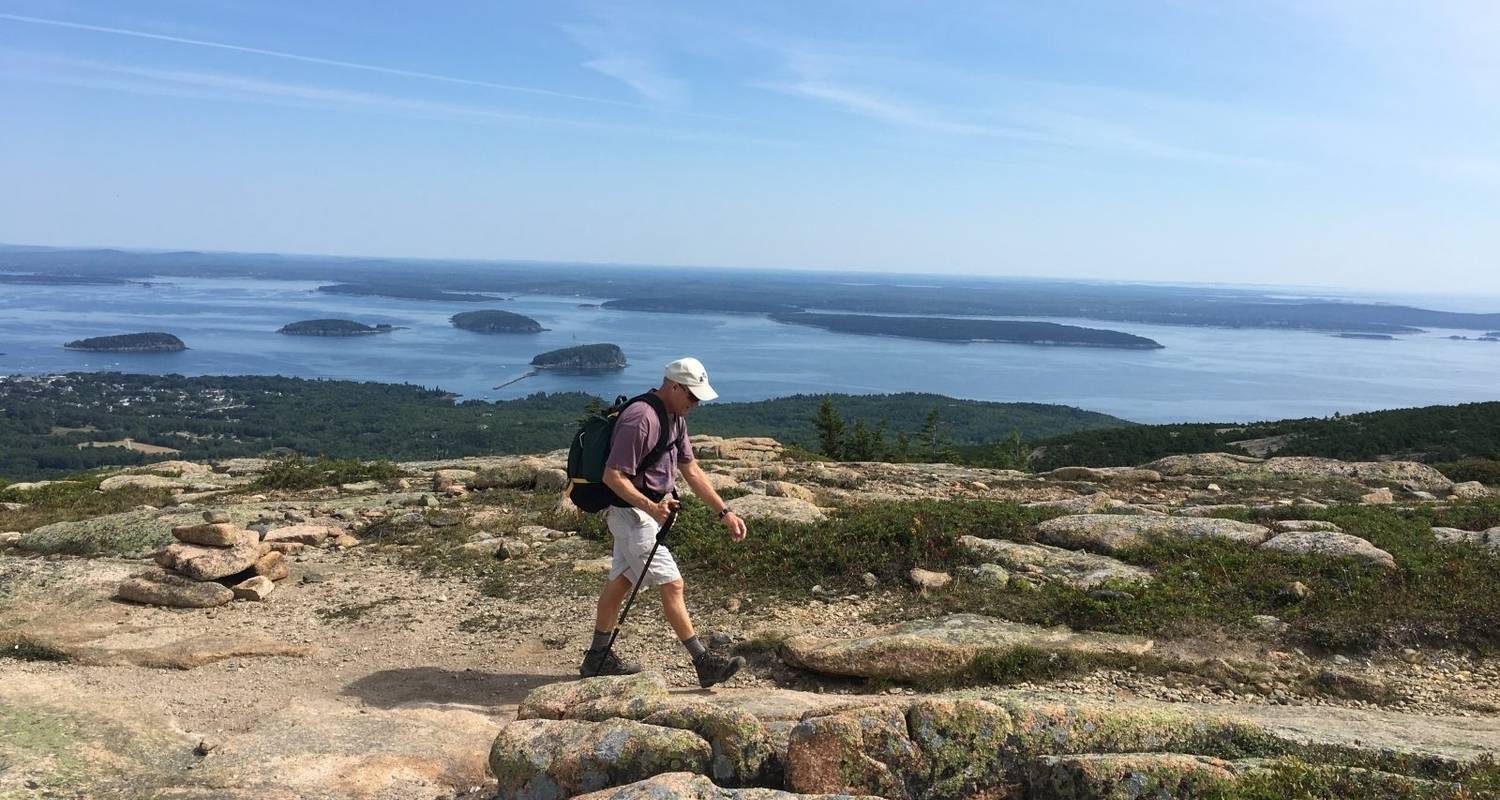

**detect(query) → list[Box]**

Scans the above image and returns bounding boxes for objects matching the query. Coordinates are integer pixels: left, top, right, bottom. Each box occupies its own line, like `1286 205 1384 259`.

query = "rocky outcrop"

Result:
724 495 826 524
1139 453 1453 493
693 436 785 463
1431 526 1500 551
957 536 1154 589
572 773 882 799
780 615 1153 682
1028 753 1239 799
1260 531 1397 569
1045 467 1162 483
1035 515 1271 554
489 718 711 800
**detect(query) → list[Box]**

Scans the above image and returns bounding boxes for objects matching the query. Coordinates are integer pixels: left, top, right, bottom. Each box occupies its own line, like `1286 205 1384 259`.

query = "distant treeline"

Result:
1024 402 1500 470
0 374 1125 481
769 313 1164 349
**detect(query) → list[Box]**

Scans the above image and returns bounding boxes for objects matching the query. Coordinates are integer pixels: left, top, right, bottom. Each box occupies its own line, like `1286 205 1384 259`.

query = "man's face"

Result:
668 381 701 415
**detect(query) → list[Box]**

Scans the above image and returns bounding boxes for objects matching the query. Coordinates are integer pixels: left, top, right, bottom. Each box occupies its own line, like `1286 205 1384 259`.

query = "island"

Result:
64 332 186 352
1334 333 1395 340
316 283 495 302
1487 332 1500 339
0 273 139 286
530 343 626 370
603 297 804 314
278 319 394 336
768 313 1164 349
450 309 545 333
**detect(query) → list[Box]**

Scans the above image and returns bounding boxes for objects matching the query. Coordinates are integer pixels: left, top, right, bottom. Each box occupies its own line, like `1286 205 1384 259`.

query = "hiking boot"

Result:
579 648 641 678
693 651 745 688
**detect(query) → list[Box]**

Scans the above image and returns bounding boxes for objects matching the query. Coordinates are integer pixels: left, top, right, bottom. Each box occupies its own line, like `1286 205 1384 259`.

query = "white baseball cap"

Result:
664 357 719 402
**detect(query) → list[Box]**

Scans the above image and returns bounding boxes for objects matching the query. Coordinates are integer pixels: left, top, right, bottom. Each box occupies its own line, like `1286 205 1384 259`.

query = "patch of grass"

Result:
1203 756 1500 800
250 454 406 491
0 640 69 662
669 495 1500 654
668 498 1048 602
933 510 1500 653
0 475 174 533
1434 458 1500 486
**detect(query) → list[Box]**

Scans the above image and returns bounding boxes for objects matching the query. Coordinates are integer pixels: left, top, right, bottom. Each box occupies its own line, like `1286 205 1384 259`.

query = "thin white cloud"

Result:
0 12 646 109
582 56 683 106
0 51 796 147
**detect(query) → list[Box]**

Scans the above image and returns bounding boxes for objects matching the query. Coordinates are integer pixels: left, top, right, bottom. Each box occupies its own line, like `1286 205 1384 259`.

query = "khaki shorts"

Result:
606 506 682 588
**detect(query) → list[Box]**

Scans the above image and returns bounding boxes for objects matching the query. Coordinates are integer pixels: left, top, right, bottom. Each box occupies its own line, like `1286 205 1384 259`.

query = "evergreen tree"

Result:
920 407 943 459
849 418 873 461
814 398 846 460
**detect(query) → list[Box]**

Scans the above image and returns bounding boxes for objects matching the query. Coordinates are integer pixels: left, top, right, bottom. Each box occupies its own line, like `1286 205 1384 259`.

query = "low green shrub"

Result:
250 454 405 490
1434 458 1500 486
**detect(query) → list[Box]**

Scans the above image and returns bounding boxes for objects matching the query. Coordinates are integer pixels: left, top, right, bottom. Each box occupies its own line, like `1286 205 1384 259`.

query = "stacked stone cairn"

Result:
116 510 292 608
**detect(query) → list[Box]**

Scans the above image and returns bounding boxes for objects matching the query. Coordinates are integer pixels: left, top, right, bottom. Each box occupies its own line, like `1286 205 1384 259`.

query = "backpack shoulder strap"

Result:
628 392 681 474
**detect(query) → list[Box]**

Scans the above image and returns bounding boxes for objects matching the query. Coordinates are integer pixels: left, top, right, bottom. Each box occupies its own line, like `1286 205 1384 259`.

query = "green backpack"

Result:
565 392 681 513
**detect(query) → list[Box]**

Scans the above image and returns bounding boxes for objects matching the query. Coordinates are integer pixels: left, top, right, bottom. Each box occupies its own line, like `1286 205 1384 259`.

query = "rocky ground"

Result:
1 440 1498 799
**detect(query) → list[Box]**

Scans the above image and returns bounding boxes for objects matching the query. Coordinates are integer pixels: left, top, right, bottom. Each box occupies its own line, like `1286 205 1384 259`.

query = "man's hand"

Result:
721 511 747 542
647 496 681 526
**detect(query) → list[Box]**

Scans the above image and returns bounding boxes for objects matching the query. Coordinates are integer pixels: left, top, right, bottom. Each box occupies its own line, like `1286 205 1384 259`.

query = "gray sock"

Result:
682 635 707 661
590 629 613 653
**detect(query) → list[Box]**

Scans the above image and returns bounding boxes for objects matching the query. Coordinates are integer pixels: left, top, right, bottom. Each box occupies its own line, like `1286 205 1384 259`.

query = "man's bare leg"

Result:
659 579 695 641
593 574 634 634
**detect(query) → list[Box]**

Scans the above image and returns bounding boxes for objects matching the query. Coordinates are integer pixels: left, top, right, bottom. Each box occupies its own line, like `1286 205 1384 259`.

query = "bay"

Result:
2 276 1497 424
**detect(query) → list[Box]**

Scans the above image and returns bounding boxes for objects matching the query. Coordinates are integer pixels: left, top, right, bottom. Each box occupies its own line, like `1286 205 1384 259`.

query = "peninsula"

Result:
769 313 1165 349
530 343 626 370
316 283 495 302
278 319 393 336
450 309 545 334
63 332 186 353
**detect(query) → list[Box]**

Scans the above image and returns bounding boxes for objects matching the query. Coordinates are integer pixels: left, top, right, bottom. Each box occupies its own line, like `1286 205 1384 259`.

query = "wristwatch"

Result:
717 507 733 519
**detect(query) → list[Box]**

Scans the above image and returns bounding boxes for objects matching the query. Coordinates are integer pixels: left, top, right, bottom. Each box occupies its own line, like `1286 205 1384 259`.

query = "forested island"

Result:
0 273 138 286
317 283 495 302
63 333 185 353
530 343 626 370
769 313 1164 349
278 319 393 336
450 309 545 333
1335 333 1395 341
603 296 803 314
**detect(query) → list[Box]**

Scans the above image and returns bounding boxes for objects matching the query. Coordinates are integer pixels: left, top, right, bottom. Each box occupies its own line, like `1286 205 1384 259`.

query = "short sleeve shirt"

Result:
605 391 694 495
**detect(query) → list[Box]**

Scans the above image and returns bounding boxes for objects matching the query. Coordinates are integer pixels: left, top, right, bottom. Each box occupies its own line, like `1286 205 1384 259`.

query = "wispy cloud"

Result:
562 9 686 107
0 51 795 147
0 12 646 109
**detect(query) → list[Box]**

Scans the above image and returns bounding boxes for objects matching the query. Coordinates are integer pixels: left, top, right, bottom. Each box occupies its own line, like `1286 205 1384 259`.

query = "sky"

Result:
1 1 1498 292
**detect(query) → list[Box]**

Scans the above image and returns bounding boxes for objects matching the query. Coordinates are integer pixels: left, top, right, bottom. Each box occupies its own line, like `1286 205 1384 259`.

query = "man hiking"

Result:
579 357 750 688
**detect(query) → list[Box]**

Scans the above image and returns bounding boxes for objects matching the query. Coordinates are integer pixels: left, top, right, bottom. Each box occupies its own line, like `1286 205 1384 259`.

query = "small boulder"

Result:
331 534 360 549
958 536 1153 589
1271 520 1342 533
1029 753 1238 799
786 705 922 798
1431 527 1500 551
171 522 243 547
766 481 816 502
117 567 233 608
1452 481 1493 500
253 551 290 581
1260 531 1397 569
534 468 570 493
1036 515 1271 554
908 568 951 594
724 494 826 524
1359 487 1395 505
263 523 335 546
202 509 232 524
231 575 275 601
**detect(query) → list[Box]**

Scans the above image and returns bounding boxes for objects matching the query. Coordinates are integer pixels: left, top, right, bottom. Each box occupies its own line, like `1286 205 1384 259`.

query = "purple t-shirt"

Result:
605 392 694 496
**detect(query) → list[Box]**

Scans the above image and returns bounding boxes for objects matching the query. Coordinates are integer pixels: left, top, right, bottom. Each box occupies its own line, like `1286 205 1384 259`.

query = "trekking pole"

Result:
605 491 680 656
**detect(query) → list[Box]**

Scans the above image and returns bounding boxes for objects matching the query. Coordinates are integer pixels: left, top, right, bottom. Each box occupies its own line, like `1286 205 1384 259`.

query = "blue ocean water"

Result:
2 276 1498 424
